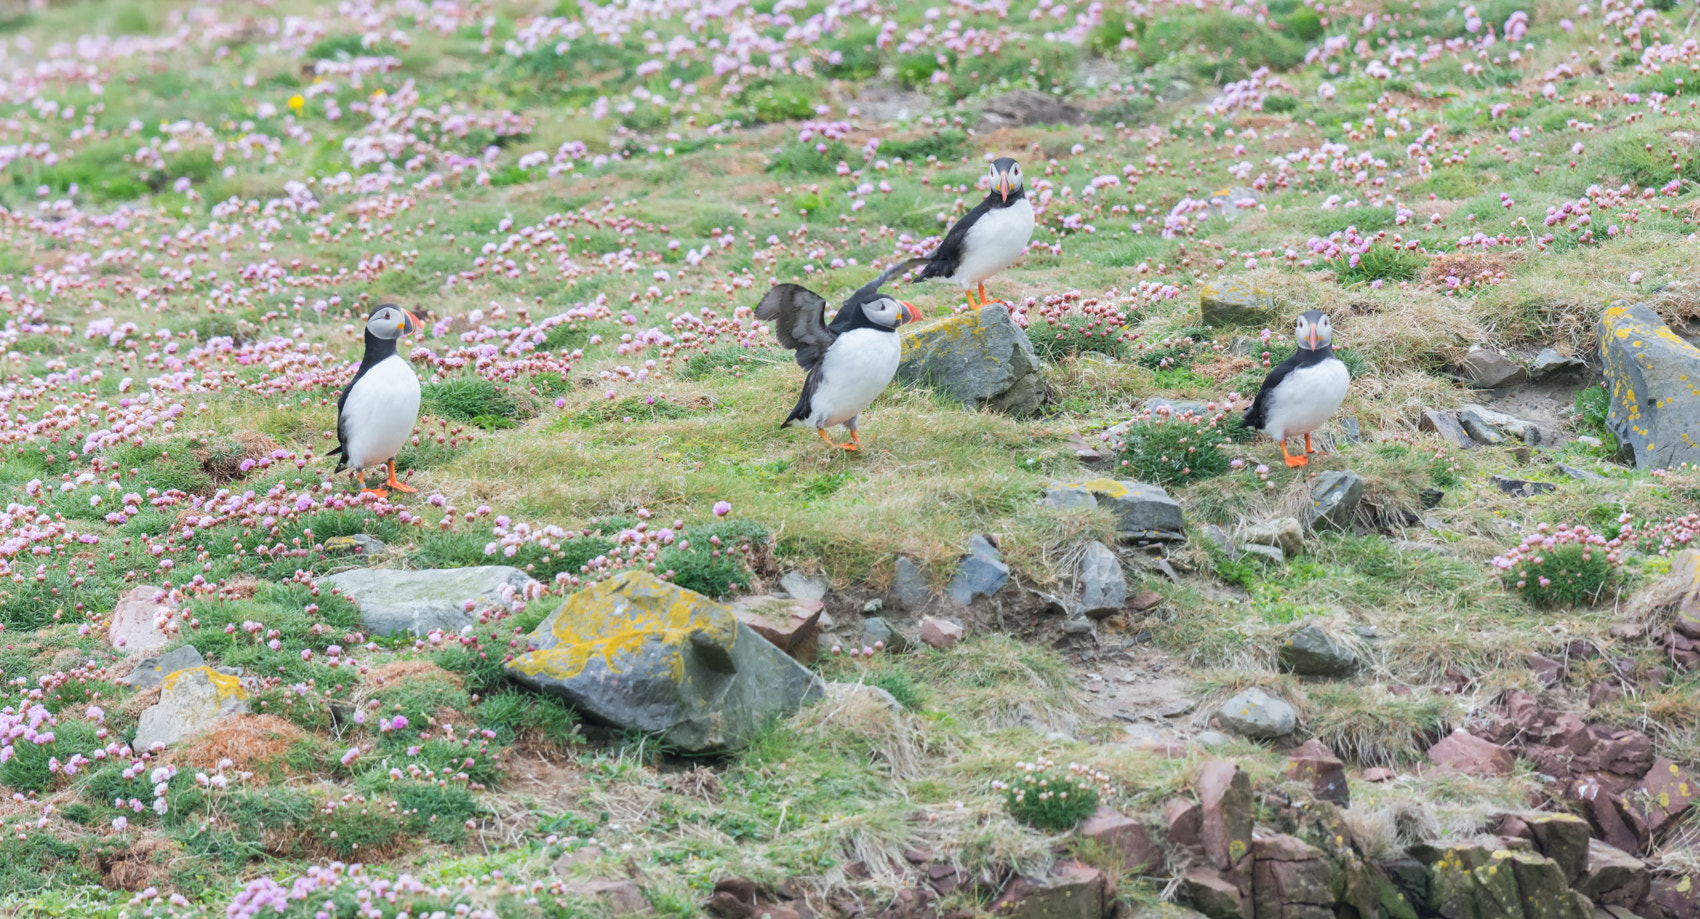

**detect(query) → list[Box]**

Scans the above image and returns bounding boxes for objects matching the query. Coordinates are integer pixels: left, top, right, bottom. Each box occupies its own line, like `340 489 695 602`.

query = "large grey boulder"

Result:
132 666 249 751
118 644 206 690
321 566 539 637
506 571 823 753
1198 278 1278 328
947 535 1009 606
1278 624 1358 677
1599 300 1700 469
1047 478 1184 542
1217 687 1297 740
897 302 1045 416
1077 541 1126 619
1304 470 1364 531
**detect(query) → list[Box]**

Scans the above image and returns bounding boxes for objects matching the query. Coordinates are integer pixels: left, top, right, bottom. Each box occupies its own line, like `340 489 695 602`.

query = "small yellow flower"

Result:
288 95 305 110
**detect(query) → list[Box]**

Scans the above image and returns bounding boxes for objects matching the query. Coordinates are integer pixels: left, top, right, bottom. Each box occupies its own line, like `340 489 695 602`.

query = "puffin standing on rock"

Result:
912 157 1034 309
756 258 927 451
1242 310 1350 468
330 303 422 495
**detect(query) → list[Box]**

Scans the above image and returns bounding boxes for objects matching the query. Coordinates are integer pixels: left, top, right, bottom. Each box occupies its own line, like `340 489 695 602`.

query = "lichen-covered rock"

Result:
1599 300 1700 469
1279 624 1358 677
1305 471 1364 531
1048 478 1185 542
1199 278 1278 328
897 302 1045 416
322 565 538 637
1217 687 1296 739
118 644 206 690
133 666 249 751
507 571 824 753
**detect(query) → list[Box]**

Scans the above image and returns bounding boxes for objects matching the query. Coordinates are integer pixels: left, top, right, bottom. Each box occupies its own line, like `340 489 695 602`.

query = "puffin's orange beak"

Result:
1308 326 1318 350
901 302 921 324
402 310 420 336
998 175 1009 203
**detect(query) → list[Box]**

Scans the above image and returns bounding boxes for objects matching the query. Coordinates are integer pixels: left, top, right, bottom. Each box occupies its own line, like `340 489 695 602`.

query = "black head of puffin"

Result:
987 156 1024 204
859 295 922 329
1295 309 1332 351
366 303 420 340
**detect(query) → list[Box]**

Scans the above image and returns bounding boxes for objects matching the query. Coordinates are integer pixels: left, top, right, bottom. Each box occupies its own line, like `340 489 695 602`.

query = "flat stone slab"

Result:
108 586 174 656
1047 478 1184 542
321 566 539 637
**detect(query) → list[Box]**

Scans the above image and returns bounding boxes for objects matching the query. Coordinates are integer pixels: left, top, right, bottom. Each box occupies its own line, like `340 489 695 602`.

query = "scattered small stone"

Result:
1558 462 1607 482
1490 474 1558 498
1339 416 1362 444
1217 687 1297 740
1196 731 1229 748
1418 410 1474 449
1427 729 1513 776
1239 517 1303 557
1142 396 1212 417
778 570 828 602
1530 347 1587 382
1458 408 1504 445
1061 619 1094 636
918 617 963 651
1239 543 1285 565
1064 433 1105 464
1202 524 1236 556
1279 624 1358 678
1199 277 1278 328
861 617 910 653
1128 590 1162 612
117 645 206 690
1078 541 1127 619
1457 345 1527 388
893 556 929 610
322 533 388 557
1035 590 1074 617
1361 767 1395 782
1577 434 1604 449
1420 488 1445 509
1305 470 1364 531
946 535 1009 606
1154 699 1194 717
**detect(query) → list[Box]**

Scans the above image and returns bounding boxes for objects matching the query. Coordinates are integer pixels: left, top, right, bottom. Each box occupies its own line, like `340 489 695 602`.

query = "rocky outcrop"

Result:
1044 478 1185 543
1199 278 1278 328
132 666 250 751
507 571 823 753
1598 300 1700 469
321 565 539 637
897 302 1045 416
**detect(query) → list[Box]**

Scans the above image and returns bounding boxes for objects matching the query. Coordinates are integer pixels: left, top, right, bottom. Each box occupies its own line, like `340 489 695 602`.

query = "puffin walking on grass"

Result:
1242 310 1350 468
756 258 927 451
330 303 422 496
912 157 1034 309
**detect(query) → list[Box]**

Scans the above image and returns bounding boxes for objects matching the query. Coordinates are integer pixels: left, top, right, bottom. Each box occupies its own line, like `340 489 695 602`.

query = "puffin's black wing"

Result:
1243 354 1301 433
755 284 836 371
781 367 824 427
917 195 996 281
829 257 931 332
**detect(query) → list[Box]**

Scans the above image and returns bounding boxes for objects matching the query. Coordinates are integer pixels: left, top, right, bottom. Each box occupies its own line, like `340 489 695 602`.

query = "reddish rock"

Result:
568 878 652 915
1165 799 1202 849
549 845 606 873
1552 713 1593 756
1594 728 1656 777
1197 761 1254 872
1648 876 1700 919
1610 622 1648 640
108 586 174 656
1361 767 1395 782
1575 839 1650 907
1251 835 1334 919
729 596 823 664
1522 813 1591 884
1077 807 1161 874
1285 741 1350 808
1589 682 1623 707
1181 867 1249 919
927 863 963 896
1503 690 1541 729
989 860 1105 919
918 617 963 651
1634 756 1697 835
1128 591 1162 612
1527 653 1567 687
1427 729 1513 776
1578 790 1647 857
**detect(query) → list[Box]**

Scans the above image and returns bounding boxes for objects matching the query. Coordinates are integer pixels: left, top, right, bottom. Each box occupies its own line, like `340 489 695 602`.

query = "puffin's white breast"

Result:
1263 358 1350 442
341 354 422 470
800 328 901 429
950 198 1035 288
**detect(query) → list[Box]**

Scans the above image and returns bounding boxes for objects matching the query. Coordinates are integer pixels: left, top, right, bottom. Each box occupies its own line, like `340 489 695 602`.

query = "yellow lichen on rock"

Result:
509 570 738 683
162 666 247 703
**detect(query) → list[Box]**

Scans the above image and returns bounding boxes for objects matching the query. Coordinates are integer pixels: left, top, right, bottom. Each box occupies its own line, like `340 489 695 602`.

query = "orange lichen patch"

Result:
178 714 310 776
1195 354 1256 382
362 659 463 689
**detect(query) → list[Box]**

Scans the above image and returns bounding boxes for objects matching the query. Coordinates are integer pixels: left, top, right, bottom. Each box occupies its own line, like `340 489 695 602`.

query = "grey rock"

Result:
946 535 1009 606
118 644 206 690
1460 403 1557 446
1420 488 1446 509
1490 474 1558 498
893 556 929 610
778 570 828 602
1558 462 1608 482
1239 517 1303 556
854 83 933 124
1217 687 1297 739
1419 410 1475 449
1078 541 1126 619
132 666 249 750
1239 543 1285 565
1458 408 1504 445
1061 619 1095 635
1304 470 1364 531
1577 434 1604 449
861 598 884 614
1600 301 1700 469
1531 347 1587 382
322 533 388 557
322 566 539 637
1049 478 1185 542
1041 484 1098 511
976 89 1084 130
1202 524 1236 556
1196 730 1230 748
1199 277 1278 328
1339 417 1362 444
1279 624 1358 677
897 302 1045 416
1142 397 1212 418
1035 590 1075 617
1457 345 1527 388
861 616 911 653
506 571 824 753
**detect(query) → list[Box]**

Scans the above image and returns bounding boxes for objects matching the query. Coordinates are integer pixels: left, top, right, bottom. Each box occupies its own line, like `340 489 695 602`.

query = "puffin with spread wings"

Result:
755 259 927 451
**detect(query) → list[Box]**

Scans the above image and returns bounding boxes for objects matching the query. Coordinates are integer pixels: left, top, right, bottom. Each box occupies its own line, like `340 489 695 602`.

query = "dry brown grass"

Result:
89 836 180 893
178 714 311 776
362 658 464 689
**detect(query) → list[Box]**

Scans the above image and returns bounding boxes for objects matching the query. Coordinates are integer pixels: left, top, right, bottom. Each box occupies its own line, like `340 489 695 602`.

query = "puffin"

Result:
329 303 423 495
755 258 927 451
1242 310 1350 468
911 157 1034 309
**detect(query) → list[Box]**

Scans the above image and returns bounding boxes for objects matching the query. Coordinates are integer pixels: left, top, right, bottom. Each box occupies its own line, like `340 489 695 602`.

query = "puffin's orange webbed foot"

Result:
1280 440 1309 468
385 460 417 494
817 428 842 450
841 430 862 452
361 487 390 498
1303 433 1318 456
